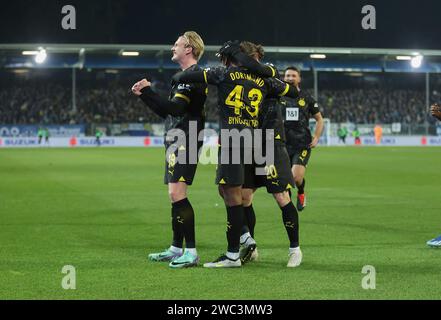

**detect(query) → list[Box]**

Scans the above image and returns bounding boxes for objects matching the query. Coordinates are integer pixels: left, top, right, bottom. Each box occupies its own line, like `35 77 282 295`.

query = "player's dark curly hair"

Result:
285 66 301 75
240 41 264 61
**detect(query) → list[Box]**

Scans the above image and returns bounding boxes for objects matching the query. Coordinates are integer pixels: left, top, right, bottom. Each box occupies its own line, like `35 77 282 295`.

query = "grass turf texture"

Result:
1 147 441 300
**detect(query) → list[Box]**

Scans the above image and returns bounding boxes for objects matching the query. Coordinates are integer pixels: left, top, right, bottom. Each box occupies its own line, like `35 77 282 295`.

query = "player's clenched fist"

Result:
131 79 151 96
430 103 441 121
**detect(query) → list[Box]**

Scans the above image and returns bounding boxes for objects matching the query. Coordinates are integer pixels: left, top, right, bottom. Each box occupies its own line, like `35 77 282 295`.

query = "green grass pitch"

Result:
1 146 441 300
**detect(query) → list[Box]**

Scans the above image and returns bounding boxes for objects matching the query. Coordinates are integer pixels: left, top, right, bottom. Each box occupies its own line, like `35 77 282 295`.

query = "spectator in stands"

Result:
0 71 438 130
430 103 441 121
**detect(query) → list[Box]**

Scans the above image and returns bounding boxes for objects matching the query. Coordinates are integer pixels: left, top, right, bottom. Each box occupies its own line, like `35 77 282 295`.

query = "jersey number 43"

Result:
225 85 262 118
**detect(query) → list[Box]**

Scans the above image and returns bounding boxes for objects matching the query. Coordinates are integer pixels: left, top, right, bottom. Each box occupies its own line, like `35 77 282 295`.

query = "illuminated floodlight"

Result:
35 49 47 64
121 51 140 56
22 51 39 56
410 55 423 68
310 54 326 59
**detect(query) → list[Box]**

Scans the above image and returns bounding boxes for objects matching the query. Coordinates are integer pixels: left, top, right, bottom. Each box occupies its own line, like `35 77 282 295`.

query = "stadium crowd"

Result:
0 71 439 125
319 89 436 124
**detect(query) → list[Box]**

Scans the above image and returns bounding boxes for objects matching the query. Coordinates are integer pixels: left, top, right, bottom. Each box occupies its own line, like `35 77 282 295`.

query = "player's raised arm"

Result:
233 51 276 78
217 40 276 78
131 78 188 117
268 77 300 99
281 83 300 98
172 67 224 86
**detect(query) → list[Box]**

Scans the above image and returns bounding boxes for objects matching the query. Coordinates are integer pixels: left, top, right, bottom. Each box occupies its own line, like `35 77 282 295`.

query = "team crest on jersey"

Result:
298 98 306 107
177 84 191 91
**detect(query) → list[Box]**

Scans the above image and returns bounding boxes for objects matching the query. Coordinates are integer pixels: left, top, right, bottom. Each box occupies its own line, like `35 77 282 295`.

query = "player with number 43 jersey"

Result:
226 41 303 267
172 43 299 268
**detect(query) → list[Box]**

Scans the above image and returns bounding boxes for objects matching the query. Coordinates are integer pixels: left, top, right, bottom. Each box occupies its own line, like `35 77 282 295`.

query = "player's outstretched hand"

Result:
309 136 319 148
430 103 441 121
131 79 151 96
216 40 241 59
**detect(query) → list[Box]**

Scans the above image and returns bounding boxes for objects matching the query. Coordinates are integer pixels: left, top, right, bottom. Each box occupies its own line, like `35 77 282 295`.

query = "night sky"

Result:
0 0 440 49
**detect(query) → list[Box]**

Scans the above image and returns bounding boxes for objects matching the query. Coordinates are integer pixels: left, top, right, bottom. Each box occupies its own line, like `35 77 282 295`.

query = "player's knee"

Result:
168 190 183 202
220 186 242 206
228 197 242 206
294 176 304 186
241 191 254 207
168 185 187 203
273 192 290 207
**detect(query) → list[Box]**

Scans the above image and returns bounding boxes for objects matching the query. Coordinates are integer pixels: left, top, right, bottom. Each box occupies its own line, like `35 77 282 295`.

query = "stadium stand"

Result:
1 69 440 127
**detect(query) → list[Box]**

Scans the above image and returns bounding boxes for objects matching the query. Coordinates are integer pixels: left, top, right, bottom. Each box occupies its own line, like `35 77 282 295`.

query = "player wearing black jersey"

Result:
172 43 299 268
132 31 207 268
282 67 324 211
223 42 301 267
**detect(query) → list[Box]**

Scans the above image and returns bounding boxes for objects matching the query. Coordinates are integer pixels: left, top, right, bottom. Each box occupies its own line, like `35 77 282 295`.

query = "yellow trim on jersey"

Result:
280 83 290 96
286 183 293 190
203 70 208 84
269 66 276 77
174 93 190 104
219 178 226 184
179 176 186 182
275 134 281 140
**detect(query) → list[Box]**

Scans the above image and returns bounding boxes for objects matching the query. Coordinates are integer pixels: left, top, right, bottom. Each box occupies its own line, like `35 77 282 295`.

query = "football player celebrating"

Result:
132 31 207 268
226 41 302 267
171 41 300 268
282 67 324 211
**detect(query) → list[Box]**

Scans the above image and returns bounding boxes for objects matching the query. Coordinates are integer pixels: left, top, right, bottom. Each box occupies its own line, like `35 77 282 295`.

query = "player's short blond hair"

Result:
240 41 265 60
182 31 205 61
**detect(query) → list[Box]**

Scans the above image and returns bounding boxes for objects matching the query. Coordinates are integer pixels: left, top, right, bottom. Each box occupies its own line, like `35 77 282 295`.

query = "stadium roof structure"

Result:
2 44 441 73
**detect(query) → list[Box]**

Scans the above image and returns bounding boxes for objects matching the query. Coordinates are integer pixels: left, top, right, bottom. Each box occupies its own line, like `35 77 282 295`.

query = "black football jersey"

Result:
281 91 320 149
204 66 292 131
259 97 286 143
164 64 207 145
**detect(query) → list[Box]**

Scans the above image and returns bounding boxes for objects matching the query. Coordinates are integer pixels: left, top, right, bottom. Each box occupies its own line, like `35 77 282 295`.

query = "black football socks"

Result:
226 205 244 254
281 202 299 248
297 178 305 195
243 204 256 238
172 198 196 249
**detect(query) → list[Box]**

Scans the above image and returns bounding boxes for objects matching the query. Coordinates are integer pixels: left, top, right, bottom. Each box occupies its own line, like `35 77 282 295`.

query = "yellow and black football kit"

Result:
173 65 299 187
281 92 320 167
230 52 295 193
255 97 295 193
139 64 207 185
